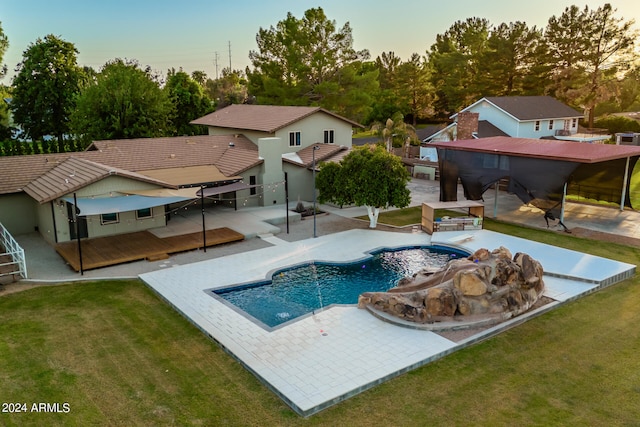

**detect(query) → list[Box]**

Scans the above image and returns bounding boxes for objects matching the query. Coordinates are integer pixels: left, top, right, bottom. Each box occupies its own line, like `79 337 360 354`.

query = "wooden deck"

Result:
55 227 244 272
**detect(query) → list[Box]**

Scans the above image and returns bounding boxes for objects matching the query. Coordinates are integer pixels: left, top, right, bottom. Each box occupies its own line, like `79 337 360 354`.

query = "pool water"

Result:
213 246 468 328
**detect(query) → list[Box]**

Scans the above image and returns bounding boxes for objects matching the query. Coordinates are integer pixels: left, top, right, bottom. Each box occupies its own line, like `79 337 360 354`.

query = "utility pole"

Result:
214 52 219 79
228 41 232 71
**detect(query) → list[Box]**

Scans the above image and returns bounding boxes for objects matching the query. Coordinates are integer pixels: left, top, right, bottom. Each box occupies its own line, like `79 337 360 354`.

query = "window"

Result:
249 175 256 195
323 129 335 144
572 118 578 128
101 212 119 225
289 131 301 146
548 120 554 130
136 208 152 219
534 121 541 132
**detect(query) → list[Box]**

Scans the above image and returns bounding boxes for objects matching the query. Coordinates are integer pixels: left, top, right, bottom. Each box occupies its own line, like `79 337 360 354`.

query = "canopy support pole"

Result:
493 182 499 218
285 172 289 234
620 156 630 211
560 182 567 223
73 192 84 275
201 185 207 253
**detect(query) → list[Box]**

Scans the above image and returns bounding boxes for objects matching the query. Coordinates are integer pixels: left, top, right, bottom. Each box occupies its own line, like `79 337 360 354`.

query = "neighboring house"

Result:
425 96 609 143
0 105 362 244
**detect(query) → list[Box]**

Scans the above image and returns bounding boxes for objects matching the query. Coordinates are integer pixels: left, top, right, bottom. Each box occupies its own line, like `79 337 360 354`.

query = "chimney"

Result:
456 112 479 141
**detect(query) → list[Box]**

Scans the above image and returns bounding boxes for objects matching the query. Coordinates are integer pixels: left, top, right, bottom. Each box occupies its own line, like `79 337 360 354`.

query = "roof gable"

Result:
23 157 171 203
190 104 363 132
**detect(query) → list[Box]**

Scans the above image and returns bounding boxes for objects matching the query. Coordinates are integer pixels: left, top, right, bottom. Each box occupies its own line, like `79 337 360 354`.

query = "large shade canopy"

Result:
432 137 640 212
63 194 193 216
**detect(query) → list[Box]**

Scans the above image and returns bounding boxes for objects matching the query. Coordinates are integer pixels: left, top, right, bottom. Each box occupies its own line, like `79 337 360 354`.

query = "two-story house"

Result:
191 104 362 206
425 96 609 144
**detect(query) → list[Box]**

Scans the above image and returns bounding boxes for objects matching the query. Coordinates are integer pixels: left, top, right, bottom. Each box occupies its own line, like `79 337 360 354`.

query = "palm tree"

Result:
370 112 418 155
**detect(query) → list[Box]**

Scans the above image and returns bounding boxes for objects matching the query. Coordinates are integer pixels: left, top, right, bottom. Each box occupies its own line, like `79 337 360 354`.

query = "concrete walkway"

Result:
12 178 640 282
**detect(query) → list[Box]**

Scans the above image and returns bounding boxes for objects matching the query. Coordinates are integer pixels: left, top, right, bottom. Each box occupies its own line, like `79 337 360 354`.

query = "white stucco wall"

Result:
274 112 353 151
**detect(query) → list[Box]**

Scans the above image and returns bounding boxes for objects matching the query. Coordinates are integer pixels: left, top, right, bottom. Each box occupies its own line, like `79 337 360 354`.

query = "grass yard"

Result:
1 213 640 425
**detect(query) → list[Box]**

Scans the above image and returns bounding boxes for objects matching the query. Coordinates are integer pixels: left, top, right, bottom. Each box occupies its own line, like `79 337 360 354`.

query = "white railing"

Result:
0 221 27 280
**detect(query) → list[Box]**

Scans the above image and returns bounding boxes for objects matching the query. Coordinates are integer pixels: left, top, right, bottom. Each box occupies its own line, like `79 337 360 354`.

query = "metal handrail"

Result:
0 222 27 279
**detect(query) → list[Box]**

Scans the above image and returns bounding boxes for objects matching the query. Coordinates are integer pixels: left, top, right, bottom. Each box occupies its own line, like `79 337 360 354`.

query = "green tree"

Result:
0 85 12 140
427 17 491 115
479 22 546 96
593 115 640 135
312 60 378 124
370 112 418 154
0 21 8 79
368 52 404 123
191 70 207 86
70 59 173 144
11 35 84 151
396 53 434 125
165 69 213 136
205 68 250 109
247 7 373 118
544 4 637 126
316 145 411 228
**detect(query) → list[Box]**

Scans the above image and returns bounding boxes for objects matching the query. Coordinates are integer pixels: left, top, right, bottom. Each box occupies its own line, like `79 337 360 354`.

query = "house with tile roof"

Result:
0 106 362 246
192 104 361 209
424 96 608 143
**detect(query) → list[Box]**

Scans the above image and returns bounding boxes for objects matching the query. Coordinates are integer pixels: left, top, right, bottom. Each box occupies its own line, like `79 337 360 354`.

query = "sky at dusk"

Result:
2 0 639 82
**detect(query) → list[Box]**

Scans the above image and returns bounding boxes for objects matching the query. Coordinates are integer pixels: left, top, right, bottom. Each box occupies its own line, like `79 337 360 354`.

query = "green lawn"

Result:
1 215 639 425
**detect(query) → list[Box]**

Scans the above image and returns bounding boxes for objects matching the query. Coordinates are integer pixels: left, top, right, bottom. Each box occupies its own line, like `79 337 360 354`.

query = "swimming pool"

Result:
212 245 469 328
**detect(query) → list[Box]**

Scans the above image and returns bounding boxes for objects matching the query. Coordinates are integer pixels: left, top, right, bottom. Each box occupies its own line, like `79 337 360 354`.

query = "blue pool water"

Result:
213 246 468 328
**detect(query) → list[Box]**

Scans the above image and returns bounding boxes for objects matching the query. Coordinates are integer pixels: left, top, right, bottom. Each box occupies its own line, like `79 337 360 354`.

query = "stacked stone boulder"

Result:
358 246 544 323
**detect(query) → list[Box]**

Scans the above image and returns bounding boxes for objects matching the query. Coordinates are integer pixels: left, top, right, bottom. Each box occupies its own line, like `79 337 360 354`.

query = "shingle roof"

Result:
431 136 640 163
190 104 363 132
477 121 509 138
0 135 262 199
478 96 582 121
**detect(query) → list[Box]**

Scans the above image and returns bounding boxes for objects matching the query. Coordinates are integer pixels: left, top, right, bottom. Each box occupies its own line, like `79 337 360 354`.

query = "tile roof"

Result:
479 96 582 121
283 143 349 168
87 134 258 172
0 153 75 195
190 104 363 132
0 135 262 199
431 136 640 163
23 157 170 203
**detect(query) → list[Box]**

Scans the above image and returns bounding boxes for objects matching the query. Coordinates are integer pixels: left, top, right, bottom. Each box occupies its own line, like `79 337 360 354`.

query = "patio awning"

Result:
63 194 193 216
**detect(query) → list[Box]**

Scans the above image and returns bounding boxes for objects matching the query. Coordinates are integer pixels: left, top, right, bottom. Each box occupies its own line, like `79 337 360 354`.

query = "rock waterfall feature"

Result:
358 247 545 328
